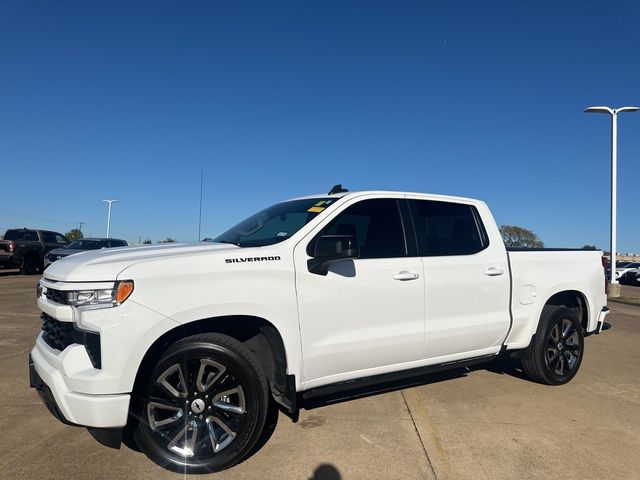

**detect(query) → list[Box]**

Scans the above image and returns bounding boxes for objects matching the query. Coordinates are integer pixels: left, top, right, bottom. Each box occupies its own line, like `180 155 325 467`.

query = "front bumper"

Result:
30 278 181 428
29 347 130 428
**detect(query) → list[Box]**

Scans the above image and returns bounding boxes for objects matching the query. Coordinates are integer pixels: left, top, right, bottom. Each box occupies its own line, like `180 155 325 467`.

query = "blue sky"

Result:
1 1 639 251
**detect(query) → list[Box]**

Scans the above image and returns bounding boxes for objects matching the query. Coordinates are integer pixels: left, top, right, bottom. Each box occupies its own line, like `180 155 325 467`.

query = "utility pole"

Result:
585 105 639 298
78 222 85 232
102 199 119 238
198 170 203 241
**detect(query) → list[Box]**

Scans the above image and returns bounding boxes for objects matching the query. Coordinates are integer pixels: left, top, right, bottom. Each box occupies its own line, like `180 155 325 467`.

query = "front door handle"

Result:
393 271 420 281
484 267 504 276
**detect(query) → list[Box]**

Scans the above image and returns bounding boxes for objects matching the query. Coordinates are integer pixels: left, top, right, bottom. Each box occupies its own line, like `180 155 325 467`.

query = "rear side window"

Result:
312 199 407 259
409 200 488 256
24 231 39 241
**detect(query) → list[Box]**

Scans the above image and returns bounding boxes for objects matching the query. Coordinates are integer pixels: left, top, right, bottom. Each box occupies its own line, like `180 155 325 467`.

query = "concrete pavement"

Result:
1 271 639 479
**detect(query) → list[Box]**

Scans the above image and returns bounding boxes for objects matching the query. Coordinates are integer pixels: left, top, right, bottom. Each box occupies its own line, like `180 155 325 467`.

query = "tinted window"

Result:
4 230 24 241
55 233 67 243
313 199 407 259
25 231 39 241
66 240 103 250
41 232 56 243
409 200 487 256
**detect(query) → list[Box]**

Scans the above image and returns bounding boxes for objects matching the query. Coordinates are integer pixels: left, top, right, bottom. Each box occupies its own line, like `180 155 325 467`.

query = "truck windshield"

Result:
213 198 335 247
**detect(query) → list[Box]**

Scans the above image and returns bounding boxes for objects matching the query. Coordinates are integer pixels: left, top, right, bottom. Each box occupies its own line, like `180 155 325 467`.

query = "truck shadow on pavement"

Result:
0 269 22 277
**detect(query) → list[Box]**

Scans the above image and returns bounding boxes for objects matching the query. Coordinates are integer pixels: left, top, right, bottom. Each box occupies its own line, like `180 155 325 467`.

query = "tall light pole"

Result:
585 105 639 297
102 199 119 238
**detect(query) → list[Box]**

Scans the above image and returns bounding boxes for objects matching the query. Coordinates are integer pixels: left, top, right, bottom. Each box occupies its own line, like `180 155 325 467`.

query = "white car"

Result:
29 186 609 473
613 262 640 280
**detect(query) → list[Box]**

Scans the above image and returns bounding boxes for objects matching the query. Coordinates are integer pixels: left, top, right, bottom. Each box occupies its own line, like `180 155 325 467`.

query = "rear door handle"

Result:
484 267 504 276
393 271 420 281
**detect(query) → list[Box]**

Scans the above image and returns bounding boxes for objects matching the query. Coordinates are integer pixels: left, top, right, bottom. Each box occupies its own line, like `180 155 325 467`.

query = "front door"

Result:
294 197 425 386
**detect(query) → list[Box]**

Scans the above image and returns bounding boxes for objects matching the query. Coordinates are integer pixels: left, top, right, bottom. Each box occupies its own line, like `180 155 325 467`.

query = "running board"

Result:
300 354 497 403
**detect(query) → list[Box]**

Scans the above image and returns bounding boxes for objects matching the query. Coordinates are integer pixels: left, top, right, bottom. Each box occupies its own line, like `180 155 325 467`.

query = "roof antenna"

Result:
328 184 348 195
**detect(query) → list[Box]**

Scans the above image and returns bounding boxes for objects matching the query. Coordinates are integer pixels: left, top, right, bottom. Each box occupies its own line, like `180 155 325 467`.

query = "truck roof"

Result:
289 190 484 205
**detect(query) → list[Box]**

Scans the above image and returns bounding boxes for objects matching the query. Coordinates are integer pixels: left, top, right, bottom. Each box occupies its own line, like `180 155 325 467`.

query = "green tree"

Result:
499 225 544 248
581 245 598 251
65 228 84 242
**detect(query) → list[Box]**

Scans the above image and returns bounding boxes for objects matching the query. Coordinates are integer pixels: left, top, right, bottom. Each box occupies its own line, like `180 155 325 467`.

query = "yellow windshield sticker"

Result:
307 206 325 213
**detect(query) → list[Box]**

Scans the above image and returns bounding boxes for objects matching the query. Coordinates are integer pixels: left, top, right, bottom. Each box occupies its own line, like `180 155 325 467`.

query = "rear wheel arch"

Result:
543 290 589 332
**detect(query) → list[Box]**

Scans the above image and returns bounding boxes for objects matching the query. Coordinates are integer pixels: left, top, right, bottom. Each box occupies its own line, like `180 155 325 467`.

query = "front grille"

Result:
45 288 69 305
41 313 74 351
41 313 102 369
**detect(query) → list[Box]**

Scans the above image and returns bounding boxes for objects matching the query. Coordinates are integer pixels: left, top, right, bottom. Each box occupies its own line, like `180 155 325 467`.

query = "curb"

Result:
608 297 640 306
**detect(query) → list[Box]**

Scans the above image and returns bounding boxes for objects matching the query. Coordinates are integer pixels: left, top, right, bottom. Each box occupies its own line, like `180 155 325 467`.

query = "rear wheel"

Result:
20 254 40 275
133 333 270 473
522 306 584 385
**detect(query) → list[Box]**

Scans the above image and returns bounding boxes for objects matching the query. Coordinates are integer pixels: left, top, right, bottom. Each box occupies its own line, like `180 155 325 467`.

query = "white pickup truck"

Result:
29 187 609 473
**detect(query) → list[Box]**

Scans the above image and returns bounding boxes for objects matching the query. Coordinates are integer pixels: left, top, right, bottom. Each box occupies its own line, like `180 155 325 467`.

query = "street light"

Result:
102 199 119 237
585 105 639 296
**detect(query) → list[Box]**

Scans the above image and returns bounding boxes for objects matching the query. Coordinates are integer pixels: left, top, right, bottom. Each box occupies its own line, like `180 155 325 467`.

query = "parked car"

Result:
0 228 68 274
612 262 640 280
45 238 128 267
30 187 609 473
619 268 640 286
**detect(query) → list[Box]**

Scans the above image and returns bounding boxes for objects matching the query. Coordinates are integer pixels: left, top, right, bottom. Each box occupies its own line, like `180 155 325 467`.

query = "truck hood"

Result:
43 243 240 282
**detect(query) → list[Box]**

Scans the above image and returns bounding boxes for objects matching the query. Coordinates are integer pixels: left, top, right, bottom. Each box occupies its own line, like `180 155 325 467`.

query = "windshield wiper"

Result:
214 240 242 247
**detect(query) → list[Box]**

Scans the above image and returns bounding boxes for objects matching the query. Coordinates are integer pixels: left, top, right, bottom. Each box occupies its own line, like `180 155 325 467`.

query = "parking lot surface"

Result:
1 271 639 479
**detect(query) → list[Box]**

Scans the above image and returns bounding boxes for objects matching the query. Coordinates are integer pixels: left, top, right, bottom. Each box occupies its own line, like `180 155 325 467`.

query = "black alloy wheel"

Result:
133 333 270 473
20 254 40 275
522 306 585 385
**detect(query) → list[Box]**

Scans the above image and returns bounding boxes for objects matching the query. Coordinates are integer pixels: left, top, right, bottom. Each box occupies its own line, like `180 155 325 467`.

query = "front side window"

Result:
214 198 336 248
311 199 407 259
409 200 487 256
55 234 68 243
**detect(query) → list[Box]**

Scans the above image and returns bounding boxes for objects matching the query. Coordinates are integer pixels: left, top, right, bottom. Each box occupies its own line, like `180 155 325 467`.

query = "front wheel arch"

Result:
130 316 292 420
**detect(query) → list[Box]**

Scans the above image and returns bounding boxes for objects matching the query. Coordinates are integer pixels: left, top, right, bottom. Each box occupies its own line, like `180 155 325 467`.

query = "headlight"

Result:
67 280 134 307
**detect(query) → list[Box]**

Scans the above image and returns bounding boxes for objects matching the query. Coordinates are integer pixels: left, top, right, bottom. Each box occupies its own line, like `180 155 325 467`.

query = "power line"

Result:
0 208 88 226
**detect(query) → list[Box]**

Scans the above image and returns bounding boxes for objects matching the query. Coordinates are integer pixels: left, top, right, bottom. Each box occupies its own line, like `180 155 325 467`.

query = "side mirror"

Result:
307 235 359 275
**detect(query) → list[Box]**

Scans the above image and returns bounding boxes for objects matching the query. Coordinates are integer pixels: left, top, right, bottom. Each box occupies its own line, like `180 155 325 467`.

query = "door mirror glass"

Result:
308 235 359 275
313 235 359 259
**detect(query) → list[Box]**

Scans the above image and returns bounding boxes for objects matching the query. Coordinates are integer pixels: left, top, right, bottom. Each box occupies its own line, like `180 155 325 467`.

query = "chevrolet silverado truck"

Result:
0 228 68 274
29 187 609 473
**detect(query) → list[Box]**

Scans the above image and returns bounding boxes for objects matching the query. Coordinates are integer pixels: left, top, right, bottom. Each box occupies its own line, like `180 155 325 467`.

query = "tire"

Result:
521 306 584 385
133 333 271 473
20 254 40 275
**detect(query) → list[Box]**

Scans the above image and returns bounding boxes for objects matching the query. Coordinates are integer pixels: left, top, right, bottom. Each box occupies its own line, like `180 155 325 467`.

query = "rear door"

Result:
407 198 511 359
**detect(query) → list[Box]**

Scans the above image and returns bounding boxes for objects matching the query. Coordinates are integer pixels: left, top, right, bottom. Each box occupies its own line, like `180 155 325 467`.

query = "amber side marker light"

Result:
115 280 134 304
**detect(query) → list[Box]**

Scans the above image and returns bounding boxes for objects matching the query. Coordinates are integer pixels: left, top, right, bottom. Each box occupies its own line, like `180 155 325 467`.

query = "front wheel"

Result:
133 333 270 473
521 306 585 385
